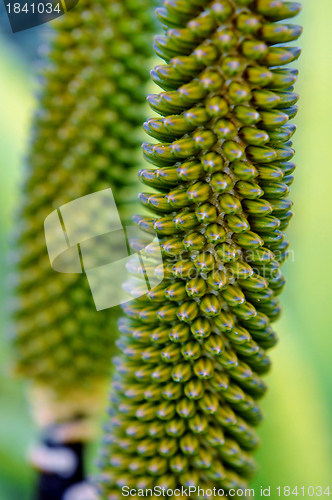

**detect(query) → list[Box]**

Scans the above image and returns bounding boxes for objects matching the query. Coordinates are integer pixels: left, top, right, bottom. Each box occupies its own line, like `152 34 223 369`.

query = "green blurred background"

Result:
0 0 331 498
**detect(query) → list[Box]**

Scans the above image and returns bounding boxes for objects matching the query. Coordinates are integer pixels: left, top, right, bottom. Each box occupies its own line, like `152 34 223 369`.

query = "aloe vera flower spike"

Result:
98 0 302 497
13 0 158 429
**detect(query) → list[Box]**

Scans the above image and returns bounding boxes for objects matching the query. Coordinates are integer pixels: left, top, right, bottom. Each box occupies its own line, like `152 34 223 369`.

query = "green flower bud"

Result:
249 214 280 231
218 193 242 214
194 251 216 272
215 118 238 139
232 231 264 249
262 181 290 199
171 363 192 383
137 439 158 457
257 164 284 181
226 261 254 280
187 181 212 203
174 210 200 230
200 294 222 317
223 140 245 161
241 39 268 60
148 283 169 302
252 89 281 109
172 259 197 279
242 198 273 217
246 145 278 163
142 346 163 363
206 95 229 118
221 285 246 307
199 392 220 415
177 160 206 181
158 437 178 457
161 345 183 364
259 109 290 130
176 399 196 419
214 27 238 51
207 270 229 291
225 214 251 233
238 274 268 292
194 357 214 380
144 385 163 402
204 333 225 356
177 301 199 323
230 160 258 180
139 305 159 324
147 456 168 475
245 65 273 86
183 231 207 251
235 180 264 199
214 311 235 331
184 379 205 399
216 242 238 262
268 197 293 214
161 236 185 256
167 187 192 208
236 12 261 34
154 215 177 235
165 282 188 301
169 323 191 343
157 400 176 421
190 317 211 339
210 1 233 22
267 68 298 89
245 288 273 305
261 230 285 247
188 413 209 434
186 277 207 298
263 46 301 67
181 340 202 360
165 418 187 437
195 202 218 223
232 301 257 321
221 55 244 78
147 362 171 388
205 223 227 243
156 303 178 323
180 433 199 455
211 172 235 193
169 454 189 473
150 325 170 345
239 126 270 146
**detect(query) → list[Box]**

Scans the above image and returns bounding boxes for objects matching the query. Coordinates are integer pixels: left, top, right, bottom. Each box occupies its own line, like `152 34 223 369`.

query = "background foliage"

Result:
0 0 331 498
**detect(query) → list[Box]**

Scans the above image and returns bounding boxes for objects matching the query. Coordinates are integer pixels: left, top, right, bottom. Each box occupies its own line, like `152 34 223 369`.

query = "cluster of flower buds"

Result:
99 0 301 496
14 0 157 396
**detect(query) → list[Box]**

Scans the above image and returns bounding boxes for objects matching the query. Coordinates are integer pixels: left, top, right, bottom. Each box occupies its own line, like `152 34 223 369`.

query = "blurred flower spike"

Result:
44 188 164 311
